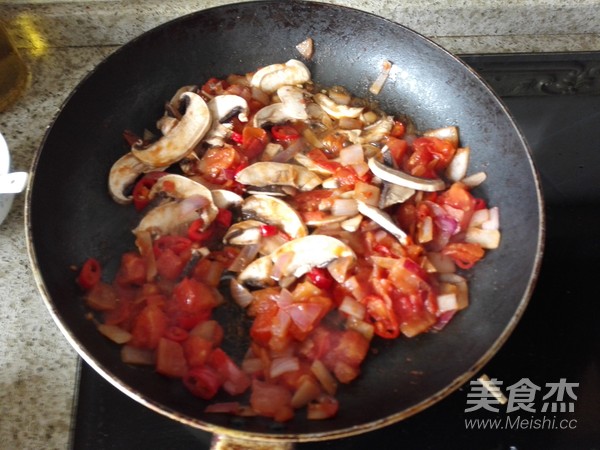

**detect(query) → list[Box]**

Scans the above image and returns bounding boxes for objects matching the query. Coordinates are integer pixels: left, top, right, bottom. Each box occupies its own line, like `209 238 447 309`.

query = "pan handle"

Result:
211 434 294 450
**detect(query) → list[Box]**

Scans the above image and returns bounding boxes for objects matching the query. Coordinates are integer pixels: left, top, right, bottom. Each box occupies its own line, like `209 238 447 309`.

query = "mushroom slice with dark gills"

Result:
131 92 211 167
204 95 250 147
241 194 308 240
223 219 265 246
139 173 218 234
367 157 446 192
156 85 197 135
108 152 168 205
250 59 311 94
252 86 309 128
237 235 356 287
235 162 322 192
356 200 409 245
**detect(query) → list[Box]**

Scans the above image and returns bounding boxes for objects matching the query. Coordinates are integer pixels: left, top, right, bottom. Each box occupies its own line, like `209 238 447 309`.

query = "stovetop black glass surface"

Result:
70 53 600 450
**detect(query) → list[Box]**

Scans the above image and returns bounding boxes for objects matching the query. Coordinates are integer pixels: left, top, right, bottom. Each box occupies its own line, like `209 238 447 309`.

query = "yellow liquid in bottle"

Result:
0 25 29 112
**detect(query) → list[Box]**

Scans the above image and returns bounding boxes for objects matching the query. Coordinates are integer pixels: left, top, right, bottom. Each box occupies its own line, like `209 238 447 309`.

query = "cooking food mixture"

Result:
77 58 501 422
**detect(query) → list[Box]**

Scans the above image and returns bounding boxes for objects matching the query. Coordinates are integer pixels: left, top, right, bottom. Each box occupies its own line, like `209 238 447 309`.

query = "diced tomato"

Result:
132 171 168 211
198 146 244 184
191 258 225 288
250 307 278 347
306 148 342 173
241 126 269 160
164 326 189 342
155 248 188 281
84 282 117 311
208 348 251 396
189 320 224 347
115 252 147 287
170 278 219 330
77 258 102 290
153 236 192 257
437 182 476 230
405 137 455 179
187 219 214 243
129 305 168 349
390 120 406 138
385 136 408 167
442 242 484 269
183 366 223 400
182 335 213 368
361 295 400 339
215 208 233 229
250 380 293 421
333 166 361 188
156 337 188 378
391 292 437 338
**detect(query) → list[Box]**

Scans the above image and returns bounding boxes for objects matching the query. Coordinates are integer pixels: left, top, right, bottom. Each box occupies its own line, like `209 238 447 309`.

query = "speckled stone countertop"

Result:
0 1 599 449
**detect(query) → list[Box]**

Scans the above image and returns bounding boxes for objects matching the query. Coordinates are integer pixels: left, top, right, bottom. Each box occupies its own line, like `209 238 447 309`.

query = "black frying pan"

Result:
25 1 543 446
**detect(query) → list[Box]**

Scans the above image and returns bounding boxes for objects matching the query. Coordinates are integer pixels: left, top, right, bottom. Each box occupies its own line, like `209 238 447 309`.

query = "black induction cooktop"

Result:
70 53 600 450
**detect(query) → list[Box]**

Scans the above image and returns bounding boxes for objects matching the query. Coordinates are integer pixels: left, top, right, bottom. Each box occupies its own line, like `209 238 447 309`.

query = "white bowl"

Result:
0 132 15 225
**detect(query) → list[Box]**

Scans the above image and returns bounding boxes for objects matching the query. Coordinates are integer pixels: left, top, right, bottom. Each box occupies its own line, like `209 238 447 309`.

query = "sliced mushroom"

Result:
251 59 311 94
147 173 218 227
360 115 394 143
423 126 459 148
131 92 211 167
238 235 356 287
241 194 308 239
276 86 309 120
208 94 249 123
211 189 243 209
133 200 200 240
108 152 167 205
356 200 408 245
368 157 446 192
235 162 322 191
313 93 363 119
223 220 265 246
379 182 415 209
252 86 309 128
293 153 335 176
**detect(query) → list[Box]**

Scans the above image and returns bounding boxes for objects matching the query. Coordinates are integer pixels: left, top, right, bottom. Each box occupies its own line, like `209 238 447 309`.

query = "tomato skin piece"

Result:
77 258 102 290
129 305 168 349
271 124 300 142
156 337 188 378
183 366 223 400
